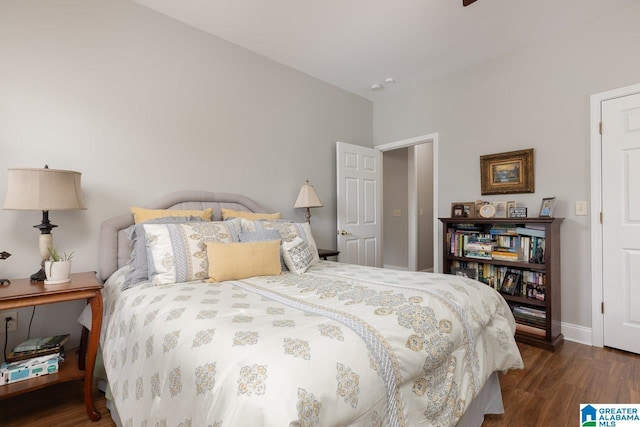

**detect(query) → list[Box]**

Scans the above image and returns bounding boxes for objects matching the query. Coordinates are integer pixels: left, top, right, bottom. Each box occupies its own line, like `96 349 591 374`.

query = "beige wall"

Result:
416 143 434 272
382 148 409 268
382 143 434 271
0 0 372 357
373 5 640 332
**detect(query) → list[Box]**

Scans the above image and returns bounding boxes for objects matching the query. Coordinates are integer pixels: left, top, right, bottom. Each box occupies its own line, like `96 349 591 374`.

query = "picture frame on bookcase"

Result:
493 201 507 218
509 206 527 218
451 203 465 218
526 282 546 301
538 197 556 217
451 202 475 218
500 269 522 295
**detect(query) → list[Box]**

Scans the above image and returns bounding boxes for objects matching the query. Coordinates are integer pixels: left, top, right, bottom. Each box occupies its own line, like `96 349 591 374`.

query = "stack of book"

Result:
464 241 494 260
491 248 520 261
512 306 546 327
1 334 68 386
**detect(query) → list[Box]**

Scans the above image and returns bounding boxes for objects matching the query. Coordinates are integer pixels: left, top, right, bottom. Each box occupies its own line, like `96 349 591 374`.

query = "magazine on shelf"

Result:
12 334 69 353
6 345 66 363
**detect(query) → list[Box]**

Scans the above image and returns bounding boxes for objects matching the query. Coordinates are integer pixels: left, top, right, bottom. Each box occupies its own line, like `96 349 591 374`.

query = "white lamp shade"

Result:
294 182 322 209
4 168 86 211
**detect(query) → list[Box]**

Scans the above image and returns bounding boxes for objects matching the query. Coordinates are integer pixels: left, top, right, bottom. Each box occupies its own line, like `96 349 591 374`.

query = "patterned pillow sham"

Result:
240 219 320 265
144 219 241 285
282 237 315 274
123 216 204 289
130 206 213 224
221 208 281 221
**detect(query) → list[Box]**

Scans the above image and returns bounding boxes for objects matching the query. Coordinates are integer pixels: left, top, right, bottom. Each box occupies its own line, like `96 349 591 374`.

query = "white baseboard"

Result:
561 321 593 346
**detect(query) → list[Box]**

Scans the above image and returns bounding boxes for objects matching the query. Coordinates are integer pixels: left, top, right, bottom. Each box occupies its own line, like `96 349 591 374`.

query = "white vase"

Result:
44 260 72 284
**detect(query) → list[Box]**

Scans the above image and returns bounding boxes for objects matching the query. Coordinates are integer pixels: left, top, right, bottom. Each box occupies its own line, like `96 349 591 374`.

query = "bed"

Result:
87 191 523 427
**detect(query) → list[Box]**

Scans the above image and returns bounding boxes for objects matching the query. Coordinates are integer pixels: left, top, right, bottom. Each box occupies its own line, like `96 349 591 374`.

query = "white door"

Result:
602 92 640 354
336 141 382 267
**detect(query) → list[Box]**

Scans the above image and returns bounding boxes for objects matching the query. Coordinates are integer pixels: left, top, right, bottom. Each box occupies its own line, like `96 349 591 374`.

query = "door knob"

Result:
338 230 352 235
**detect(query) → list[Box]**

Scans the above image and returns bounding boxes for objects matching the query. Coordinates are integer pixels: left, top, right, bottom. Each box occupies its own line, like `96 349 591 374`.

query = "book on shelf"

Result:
516 226 545 238
494 235 520 251
492 250 520 261
12 334 69 353
514 316 546 328
516 323 546 337
6 345 66 363
513 305 545 318
465 241 495 252
512 306 546 327
465 252 492 260
489 226 518 236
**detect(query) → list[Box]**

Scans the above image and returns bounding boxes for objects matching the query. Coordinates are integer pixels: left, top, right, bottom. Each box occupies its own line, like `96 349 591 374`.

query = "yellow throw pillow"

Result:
221 208 281 221
130 207 213 224
206 240 282 282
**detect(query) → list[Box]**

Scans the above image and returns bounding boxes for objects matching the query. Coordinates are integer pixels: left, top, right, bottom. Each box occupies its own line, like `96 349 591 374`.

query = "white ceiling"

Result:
131 0 638 100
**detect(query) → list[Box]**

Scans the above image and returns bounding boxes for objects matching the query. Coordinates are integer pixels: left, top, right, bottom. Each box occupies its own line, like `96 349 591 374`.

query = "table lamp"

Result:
294 180 322 223
3 166 86 281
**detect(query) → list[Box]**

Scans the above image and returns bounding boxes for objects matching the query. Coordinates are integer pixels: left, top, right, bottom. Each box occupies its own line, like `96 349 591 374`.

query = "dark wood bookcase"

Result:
440 217 564 351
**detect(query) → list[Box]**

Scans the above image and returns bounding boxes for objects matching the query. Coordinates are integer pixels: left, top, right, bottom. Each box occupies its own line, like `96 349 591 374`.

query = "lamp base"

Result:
30 267 46 282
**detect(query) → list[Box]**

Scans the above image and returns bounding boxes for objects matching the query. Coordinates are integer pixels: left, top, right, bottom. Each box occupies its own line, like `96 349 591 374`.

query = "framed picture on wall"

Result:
480 149 535 195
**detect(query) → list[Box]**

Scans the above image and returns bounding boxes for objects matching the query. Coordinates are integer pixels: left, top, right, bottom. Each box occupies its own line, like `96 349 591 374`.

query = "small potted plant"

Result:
44 246 74 284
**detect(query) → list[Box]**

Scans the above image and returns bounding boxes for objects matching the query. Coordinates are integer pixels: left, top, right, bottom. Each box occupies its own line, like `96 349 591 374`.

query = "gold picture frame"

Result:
480 149 534 195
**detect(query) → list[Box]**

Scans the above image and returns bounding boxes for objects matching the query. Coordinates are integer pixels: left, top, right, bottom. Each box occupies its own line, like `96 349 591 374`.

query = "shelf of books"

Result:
440 217 564 351
0 334 83 398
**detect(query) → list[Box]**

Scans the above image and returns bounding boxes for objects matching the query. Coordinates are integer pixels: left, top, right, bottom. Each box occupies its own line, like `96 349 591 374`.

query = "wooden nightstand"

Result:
317 248 340 260
0 271 103 421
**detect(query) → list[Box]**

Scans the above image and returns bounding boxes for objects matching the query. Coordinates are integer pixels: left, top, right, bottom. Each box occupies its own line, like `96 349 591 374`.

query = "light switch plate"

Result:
575 201 588 216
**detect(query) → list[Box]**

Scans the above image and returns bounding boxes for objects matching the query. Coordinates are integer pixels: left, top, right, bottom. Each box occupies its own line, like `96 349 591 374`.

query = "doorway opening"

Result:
375 133 439 272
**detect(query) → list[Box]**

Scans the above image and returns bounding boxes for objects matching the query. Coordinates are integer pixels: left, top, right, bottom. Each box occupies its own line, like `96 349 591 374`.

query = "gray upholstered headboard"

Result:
98 191 266 282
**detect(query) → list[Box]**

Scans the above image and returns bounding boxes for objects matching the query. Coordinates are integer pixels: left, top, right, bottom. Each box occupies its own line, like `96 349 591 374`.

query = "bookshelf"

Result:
440 217 564 351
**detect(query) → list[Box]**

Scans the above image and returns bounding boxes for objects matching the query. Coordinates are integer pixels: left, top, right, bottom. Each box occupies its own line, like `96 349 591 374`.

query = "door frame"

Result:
590 82 640 348
375 133 439 272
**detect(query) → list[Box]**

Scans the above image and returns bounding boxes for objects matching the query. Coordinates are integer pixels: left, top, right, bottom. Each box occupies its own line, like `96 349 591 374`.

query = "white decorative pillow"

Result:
123 216 204 289
240 219 320 265
144 219 240 285
282 237 315 274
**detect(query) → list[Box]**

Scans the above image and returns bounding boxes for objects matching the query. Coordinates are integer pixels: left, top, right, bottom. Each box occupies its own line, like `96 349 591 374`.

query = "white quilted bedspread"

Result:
100 261 523 427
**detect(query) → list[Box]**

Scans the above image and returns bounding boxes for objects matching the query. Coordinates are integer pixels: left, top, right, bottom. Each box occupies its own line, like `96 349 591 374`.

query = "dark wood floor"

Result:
484 341 640 426
1 340 638 426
